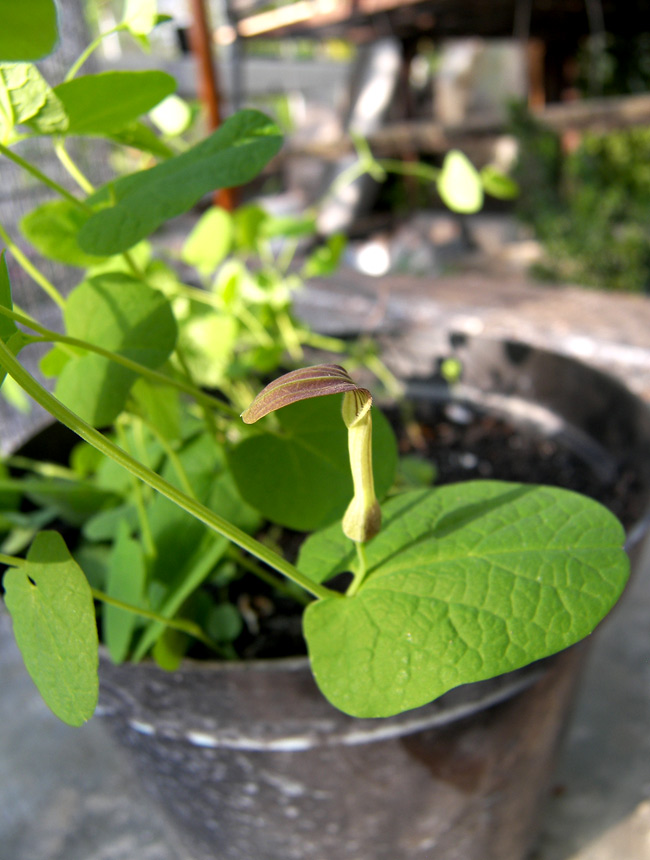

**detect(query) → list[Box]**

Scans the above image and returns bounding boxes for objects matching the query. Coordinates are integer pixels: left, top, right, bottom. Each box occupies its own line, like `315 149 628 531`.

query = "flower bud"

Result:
341 390 381 543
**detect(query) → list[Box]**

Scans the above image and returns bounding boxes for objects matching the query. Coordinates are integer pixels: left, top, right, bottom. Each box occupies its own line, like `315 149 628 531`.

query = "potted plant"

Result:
0 5 647 860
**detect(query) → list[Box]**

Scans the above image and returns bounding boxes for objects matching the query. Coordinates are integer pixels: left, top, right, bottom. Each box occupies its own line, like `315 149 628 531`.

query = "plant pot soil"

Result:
96 338 650 860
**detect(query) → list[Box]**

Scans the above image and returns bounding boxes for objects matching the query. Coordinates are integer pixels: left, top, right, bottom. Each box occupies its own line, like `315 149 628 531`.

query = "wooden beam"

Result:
283 94 650 162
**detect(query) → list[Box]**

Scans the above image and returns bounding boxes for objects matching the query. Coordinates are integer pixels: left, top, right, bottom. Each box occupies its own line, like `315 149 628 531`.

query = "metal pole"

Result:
188 0 237 209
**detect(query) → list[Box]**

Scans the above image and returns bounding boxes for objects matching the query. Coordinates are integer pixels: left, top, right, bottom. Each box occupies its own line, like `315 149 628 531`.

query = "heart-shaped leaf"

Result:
229 396 397 532
78 110 283 255
3 531 98 726
54 273 177 426
300 481 629 717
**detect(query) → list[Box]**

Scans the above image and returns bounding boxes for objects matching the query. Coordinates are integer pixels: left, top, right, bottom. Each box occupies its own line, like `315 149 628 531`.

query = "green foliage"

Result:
54 273 178 425
104 523 147 663
79 110 283 255
3 531 98 725
0 13 633 727
0 62 67 141
181 206 233 277
512 106 650 292
52 70 176 136
0 253 28 386
228 396 397 532
0 0 59 61
300 482 629 716
20 200 107 267
437 150 484 213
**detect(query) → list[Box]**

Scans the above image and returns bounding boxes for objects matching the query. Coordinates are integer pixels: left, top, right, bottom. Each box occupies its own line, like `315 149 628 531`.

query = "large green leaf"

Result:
0 0 59 61
228 396 398 532
300 482 630 717
0 62 66 140
78 110 283 255
3 531 98 726
52 70 176 136
20 200 108 267
54 273 177 426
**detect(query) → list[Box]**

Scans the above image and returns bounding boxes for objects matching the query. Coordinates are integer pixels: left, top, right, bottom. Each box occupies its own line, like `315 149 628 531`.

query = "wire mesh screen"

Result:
1 0 114 453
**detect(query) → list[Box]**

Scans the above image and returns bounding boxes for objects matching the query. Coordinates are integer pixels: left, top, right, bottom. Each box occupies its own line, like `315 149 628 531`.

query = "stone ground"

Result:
2 217 650 859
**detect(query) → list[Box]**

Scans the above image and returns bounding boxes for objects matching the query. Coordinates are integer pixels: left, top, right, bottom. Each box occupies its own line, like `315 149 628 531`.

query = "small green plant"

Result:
0 3 629 727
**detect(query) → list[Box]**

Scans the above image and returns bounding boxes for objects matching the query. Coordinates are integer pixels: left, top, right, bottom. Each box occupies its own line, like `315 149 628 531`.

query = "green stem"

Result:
276 309 303 361
139 417 196 499
0 340 337 603
173 344 221 439
3 455 77 480
65 24 125 81
54 139 95 195
347 542 368 596
227 547 311 607
122 250 145 279
301 330 348 353
0 142 90 212
377 158 440 184
0 552 25 567
90 587 226 655
115 420 156 560
0 223 66 309
0 304 240 419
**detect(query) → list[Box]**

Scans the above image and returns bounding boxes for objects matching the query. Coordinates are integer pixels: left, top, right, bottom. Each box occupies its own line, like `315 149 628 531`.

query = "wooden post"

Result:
188 0 237 210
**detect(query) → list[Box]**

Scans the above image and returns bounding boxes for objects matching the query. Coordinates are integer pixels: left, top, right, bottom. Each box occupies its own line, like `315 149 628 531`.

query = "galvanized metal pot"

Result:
97 338 650 860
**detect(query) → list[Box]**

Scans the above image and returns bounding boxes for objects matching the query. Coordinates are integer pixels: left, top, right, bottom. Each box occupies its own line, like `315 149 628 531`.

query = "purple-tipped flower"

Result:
242 364 381 542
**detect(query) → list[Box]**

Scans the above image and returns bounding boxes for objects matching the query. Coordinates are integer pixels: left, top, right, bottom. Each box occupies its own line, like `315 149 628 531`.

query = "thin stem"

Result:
4 455 77 480
65 24 124 80
115 421 156 560
300 330 348 353
0 223 66 309
364 352 404 399
0 340 338 602
377 158 440 184
0 552 26 567
122 250 145 279
0 304 240 419
0 142 90 212
346 542 368 596
173 343 221 440
139 417 196 499
54 139 95 194
90 587 226 655
227 547 311 606
276 309 303 361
